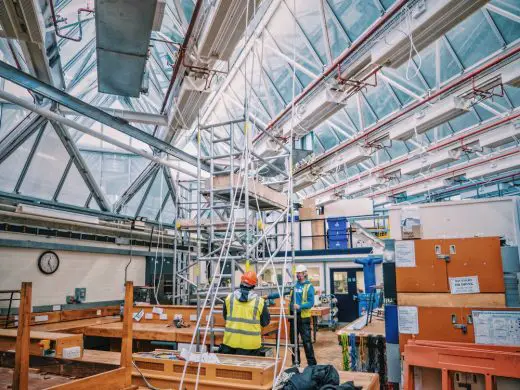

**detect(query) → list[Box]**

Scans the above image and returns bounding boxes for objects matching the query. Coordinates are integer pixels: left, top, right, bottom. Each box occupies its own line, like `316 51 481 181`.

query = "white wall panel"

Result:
0 247 145 307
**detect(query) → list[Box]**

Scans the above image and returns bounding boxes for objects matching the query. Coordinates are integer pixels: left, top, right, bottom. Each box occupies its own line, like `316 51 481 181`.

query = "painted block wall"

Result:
0 247 145 307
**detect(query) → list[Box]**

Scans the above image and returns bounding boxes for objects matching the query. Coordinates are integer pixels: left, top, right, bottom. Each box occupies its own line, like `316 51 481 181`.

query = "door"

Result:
330 268 361 323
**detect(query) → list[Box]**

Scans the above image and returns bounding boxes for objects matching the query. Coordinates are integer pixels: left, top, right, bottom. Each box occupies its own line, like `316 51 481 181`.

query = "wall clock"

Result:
38 251 60 275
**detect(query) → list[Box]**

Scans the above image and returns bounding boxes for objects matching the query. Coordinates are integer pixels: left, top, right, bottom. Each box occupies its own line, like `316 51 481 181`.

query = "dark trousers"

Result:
218 344 263 356
290 313 317 366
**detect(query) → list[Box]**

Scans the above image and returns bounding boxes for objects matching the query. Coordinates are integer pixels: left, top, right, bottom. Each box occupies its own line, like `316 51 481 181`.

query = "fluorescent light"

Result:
389 96 469 141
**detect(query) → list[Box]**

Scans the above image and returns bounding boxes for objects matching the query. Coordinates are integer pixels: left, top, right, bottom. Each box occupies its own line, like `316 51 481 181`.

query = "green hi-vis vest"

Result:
289 283 312 318
223 293 265 350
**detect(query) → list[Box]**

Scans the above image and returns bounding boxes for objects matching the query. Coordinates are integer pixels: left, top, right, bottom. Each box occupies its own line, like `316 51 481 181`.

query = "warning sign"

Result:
449 276 480 294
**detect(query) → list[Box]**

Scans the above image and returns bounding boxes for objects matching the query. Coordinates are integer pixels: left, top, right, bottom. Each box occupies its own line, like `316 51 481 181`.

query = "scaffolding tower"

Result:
172 117 300 363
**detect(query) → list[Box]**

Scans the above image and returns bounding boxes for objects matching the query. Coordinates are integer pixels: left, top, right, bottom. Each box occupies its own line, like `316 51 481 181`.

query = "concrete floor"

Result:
300 328 344 370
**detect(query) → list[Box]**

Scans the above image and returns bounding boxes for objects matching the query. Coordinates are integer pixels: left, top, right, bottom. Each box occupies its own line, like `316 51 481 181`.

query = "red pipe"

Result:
310 112 520 198
49 0 94 42
252 0 411 143
371 147 520 197
297 45 520 178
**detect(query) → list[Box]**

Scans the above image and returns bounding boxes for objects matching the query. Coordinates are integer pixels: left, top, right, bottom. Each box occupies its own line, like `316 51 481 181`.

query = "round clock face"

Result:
38 251 60 275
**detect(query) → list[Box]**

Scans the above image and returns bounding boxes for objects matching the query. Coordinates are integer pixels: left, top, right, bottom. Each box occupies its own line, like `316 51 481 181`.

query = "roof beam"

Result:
0 60 208 171
59 105 168 126
50 121 111 211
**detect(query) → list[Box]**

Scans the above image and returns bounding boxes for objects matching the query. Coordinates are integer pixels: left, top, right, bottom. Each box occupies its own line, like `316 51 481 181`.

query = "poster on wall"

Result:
400 206 421 239
472 310 520 346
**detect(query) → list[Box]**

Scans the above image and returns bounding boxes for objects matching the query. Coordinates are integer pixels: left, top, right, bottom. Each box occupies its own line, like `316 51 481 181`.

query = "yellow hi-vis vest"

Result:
223 293 265 350
289 283 312 318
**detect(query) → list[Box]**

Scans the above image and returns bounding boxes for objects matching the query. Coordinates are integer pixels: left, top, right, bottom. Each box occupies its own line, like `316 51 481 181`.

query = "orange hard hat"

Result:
241 271 258 287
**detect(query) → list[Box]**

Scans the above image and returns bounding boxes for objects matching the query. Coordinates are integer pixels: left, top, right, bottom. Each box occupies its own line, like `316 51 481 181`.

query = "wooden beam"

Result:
120 281 133 387
13 282 31 390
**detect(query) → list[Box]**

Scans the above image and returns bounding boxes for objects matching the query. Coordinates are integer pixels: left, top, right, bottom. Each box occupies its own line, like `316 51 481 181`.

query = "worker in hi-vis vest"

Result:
267 264 317 366
220 271 271 356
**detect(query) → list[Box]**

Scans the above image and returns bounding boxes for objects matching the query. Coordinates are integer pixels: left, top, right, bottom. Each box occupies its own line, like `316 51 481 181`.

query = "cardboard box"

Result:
299 207 317 220
401 224 422 239
311 217 325 250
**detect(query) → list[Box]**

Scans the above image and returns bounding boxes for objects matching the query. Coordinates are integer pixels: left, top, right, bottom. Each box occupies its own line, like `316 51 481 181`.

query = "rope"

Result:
340 333 350 371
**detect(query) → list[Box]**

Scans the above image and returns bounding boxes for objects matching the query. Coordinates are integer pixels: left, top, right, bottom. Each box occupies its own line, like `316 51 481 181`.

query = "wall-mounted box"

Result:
396 237 505 293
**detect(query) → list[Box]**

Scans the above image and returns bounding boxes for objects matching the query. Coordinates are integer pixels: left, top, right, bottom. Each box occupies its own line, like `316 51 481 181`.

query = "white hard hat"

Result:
295 264 307 273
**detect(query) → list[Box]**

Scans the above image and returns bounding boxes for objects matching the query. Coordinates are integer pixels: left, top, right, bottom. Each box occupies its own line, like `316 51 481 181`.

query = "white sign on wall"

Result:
398 306 419 334
449 276 480 294
395 241 416 268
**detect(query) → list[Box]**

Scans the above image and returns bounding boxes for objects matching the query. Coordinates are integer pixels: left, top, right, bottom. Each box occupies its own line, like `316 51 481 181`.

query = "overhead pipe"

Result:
158 0 204 117
49 0 94 42
310 111 520 199
252 0 411 144
297 45 520 178
371 147 520 197
0 89 198 178
431 171 520 198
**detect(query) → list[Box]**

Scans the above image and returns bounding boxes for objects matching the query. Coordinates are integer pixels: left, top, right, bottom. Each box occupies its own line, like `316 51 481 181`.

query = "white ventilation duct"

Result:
321 145 372 172
282 88 346 138
405 178 448 197
344 175 385 196
197 0 259 61
170 75 212 130
152 0 166 31
371 0 489 68
315 192 341 207
294 170 322 192
0 0 45 43
502 61 520 88
465 153 520 179
400 148 462 176
478 122 520 149
389 96 470 141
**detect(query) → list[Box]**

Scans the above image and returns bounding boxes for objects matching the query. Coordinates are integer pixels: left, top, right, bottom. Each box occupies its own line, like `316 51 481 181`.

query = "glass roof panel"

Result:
19 123 70 199
490 0 520 17
57 164 91 206
445 10 502 69
0 106 29 141
139 172 169 220
0 131 38 193
314 125 338 150
505 85 520 107
362 81 400 119
159 195 176 225
328 0 381 41
488 9 520 44
448 110 480 133
121 176 152 217
285 0 328 64
439 38 464 84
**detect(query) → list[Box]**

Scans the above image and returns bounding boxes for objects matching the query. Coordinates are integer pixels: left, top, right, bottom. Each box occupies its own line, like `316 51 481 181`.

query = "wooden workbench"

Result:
0 329 83 359
338 371 379 390
84 321 279 345
30 316 121 334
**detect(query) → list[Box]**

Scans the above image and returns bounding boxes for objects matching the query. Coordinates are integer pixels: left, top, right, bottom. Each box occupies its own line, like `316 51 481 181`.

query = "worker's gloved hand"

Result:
293 303 300 310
